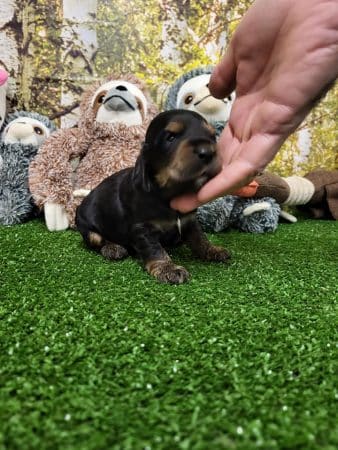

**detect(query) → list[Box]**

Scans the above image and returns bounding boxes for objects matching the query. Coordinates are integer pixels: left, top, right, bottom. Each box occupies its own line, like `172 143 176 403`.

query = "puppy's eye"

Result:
97 94 105 104
166 132 176 142
34 126 44 135
227 95 232 101
184 95 193 105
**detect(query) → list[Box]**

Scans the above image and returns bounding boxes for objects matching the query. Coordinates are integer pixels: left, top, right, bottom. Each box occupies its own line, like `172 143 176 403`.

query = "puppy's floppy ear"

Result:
133 143 152 192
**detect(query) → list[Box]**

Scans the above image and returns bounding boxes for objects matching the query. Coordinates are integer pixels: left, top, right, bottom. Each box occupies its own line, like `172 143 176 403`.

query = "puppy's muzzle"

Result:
194 144 215 164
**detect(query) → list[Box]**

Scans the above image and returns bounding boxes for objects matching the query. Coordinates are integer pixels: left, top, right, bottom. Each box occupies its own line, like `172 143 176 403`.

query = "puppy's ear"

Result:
133 149 152 192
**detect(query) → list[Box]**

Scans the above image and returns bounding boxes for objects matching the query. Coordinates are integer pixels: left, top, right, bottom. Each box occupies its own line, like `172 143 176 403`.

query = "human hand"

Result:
171 0 338 212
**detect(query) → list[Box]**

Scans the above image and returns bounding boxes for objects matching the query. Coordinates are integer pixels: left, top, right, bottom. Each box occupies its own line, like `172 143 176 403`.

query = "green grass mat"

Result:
0 220 337 450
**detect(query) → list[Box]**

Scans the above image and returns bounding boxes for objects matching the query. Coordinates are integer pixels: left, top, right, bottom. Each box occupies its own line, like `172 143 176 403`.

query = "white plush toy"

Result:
164 66 234 137
0 111 57 225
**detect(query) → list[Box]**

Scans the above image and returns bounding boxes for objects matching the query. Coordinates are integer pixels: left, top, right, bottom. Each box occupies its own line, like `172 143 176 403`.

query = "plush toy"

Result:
29 73 158 231
0 69 9 130
255 170 338 220
197 195 282 233
164 66 234 137
165 66 286 233
0 111 57 225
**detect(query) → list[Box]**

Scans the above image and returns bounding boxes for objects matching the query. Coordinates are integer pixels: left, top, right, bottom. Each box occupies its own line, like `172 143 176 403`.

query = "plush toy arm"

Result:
29 127 89 210
44 202 69 231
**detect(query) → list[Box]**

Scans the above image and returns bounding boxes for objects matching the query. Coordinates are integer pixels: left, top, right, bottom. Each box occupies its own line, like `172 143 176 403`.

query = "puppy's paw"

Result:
204 245 231 262
101 243 128 260
146 260 190 284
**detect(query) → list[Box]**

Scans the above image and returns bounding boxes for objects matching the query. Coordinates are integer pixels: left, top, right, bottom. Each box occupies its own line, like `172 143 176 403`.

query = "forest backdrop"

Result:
0 0 337 176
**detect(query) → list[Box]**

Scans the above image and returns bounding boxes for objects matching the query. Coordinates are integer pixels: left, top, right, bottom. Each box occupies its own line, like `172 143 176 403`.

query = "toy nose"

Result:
10 123 33 139
194 145 215 163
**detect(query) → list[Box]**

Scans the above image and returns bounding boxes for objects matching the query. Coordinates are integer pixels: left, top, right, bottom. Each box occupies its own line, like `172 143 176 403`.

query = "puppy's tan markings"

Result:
165 120 185 133
155 139 193 188
101 242 128 260
146 259 190 284
88 231 104 247
203 122 216 136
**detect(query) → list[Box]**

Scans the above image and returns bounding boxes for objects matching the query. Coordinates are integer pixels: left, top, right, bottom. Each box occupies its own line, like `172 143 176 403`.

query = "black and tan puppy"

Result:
76 110 230 284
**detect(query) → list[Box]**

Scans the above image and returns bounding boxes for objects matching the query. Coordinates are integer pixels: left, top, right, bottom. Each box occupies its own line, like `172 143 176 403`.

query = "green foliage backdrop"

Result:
1 0 337 175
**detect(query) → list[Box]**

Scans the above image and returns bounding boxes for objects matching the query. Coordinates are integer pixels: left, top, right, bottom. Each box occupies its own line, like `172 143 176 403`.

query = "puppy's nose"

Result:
194 146 215 163
116 85 128 91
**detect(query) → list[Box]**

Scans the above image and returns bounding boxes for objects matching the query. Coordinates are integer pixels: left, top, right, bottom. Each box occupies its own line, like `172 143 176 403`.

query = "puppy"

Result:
76 110 230 284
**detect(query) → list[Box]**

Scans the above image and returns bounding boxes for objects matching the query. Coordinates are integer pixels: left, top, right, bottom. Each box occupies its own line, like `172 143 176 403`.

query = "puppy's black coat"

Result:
76 110 230 284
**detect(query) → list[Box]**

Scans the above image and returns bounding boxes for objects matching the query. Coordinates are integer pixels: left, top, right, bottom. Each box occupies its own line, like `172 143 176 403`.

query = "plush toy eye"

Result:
34 126 44 135
227 95 232 101
184 95 193 105
136 98 143 113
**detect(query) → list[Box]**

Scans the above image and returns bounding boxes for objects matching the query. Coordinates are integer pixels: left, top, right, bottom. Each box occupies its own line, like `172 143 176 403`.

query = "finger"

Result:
197 159 259 204
209 46 237 99
170 193 202 214
199 130 284 204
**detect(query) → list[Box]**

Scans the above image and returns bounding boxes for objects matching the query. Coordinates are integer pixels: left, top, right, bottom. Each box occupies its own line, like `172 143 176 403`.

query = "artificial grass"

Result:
0 219 337 450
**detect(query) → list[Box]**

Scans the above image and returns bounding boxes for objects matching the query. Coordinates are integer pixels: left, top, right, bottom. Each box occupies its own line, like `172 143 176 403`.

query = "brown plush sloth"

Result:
76 110 230 284
29 73 158 231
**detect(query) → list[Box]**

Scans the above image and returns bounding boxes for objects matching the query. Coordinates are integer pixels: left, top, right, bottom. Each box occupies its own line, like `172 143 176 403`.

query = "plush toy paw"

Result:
73 189 91 198
44 202 69 231
242 201 272 216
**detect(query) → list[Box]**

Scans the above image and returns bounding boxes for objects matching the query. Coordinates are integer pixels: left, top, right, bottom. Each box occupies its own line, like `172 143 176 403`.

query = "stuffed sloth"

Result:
255 170 338 220
29 73 158 231
0 111 57 225
164 66 234 137
165 67 286 233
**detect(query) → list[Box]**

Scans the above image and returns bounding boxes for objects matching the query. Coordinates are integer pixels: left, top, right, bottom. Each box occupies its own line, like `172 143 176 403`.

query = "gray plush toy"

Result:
197 196 282 233
0 111 57 225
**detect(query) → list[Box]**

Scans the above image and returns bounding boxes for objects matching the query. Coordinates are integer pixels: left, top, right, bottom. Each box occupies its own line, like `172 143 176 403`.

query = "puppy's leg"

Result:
132 224 190 284
183 221 230 262
84 231 128 260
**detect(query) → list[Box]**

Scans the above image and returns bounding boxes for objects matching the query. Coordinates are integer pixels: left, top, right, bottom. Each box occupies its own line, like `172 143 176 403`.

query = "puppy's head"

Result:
140 110 221 197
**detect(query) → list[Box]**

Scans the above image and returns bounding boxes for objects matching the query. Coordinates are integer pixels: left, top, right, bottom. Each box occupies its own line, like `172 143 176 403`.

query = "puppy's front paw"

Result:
101 243 128 260
146 260 190 284
204 245 231 262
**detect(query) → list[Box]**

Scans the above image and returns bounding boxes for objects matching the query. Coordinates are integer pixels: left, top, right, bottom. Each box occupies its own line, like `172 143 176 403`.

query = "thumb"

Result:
209 46 236 99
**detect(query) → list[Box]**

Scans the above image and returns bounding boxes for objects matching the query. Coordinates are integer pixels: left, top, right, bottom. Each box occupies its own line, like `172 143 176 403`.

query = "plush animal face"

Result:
175 73 234 123
91 80 148 126
2 116 52 146
142 109 220 197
